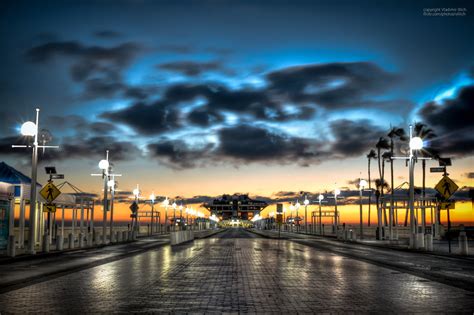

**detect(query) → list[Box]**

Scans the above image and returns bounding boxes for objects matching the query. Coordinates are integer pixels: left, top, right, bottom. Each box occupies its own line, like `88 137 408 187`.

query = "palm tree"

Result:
366 149 377 226
387 127 407 226
375 178 389 239
375 137 390 225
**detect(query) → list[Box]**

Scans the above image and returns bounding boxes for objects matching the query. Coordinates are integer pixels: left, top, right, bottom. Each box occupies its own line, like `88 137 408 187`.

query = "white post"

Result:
27 109 40 254
80 200 84 234
408 125 417 249
61 205 65 239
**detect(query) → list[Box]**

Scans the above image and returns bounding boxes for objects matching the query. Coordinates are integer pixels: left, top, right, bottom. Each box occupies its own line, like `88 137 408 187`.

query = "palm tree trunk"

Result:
390 140 395 227
382 159 388 226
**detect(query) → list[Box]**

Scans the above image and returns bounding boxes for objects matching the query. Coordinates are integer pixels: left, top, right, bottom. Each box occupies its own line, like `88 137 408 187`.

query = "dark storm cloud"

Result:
329 119 386 157
216 124 321 163
187 108 223 127
418 85 474 156
39 136 139 162
93 30 122 38
102 101 181 135
267 62 397 108
157 44 194 54
147 139 213 169
46 114 118 136
26 40 142 99
0 136 28 157
158 60 229 77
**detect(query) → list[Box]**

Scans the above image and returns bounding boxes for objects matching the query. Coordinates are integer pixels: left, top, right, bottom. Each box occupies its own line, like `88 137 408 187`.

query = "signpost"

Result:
43 204 57 213
434 175 458 253
430 167 445 173
39 182 61 203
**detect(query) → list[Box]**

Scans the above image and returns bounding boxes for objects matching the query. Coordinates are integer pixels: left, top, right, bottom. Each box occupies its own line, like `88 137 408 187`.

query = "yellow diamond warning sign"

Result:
39 182 61 203
435 176 458 200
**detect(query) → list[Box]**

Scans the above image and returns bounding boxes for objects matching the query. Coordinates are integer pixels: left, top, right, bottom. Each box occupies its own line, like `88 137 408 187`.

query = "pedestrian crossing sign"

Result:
435 176 458 200
39 182 61 203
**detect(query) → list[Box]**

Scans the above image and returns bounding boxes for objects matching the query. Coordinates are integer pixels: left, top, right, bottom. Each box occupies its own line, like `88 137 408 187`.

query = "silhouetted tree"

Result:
387 127 407 226
375 137 390 225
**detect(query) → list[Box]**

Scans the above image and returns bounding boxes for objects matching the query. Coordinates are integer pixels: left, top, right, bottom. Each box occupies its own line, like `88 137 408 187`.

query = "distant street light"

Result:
304 196 310 234
133 184 140 234
149 192 156 234
295 200 301 232
12 108 59 254
107 178 116 241
289 203 295 232
359 179 368 239
334 188 341 233
318 194 324 234
162 197 169 232
172 201 177 230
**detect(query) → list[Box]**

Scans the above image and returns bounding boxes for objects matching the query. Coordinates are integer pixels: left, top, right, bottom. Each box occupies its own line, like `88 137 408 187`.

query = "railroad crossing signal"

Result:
43 204 57 213
435 175 459 200
39 181 61 203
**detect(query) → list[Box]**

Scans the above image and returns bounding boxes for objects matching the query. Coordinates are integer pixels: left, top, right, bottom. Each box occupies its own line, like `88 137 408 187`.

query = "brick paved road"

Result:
1 228 473 313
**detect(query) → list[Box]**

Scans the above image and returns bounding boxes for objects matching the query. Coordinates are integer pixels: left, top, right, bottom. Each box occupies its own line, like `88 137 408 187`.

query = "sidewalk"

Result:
0 229 223 294
248 228 474 292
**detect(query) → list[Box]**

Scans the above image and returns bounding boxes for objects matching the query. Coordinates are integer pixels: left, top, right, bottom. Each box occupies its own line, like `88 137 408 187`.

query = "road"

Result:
0 228 473 313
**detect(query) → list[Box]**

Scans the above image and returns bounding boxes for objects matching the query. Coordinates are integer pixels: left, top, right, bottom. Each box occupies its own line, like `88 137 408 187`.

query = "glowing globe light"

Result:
335 189 341 196
98 159 109 170
133 187 140 197
149 193 155 202
318 194 324 201
20 121 37 136
410 137 424 150
359 179 368 189
162 197 169 207
304 198 310 206
107 179 115 188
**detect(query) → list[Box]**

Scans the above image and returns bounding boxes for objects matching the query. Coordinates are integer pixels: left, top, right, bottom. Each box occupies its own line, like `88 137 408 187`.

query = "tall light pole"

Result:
12 108 59 254
295 200 300 232
359 179 368 240
179 204 183 229
304 196 310 234
289 203 295 232
391 125 428 247
149 192 155 234
107 178 116 241
133 184 140 234
162 197 169 232
318 194 324 234
172 201 177 231
334 188 341 233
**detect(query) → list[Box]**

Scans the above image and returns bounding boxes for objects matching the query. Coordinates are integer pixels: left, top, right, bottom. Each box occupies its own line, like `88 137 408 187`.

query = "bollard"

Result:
409 233 416 249
128 231 133 241
459 231 469 256
116 231 121 243
42 234 50 253
132 230 137 240
96 233 102 245
68 233 74 249
425 234 433 251
79 233 84 248
56 235 64 251
123 231 128 242
7 235 16 257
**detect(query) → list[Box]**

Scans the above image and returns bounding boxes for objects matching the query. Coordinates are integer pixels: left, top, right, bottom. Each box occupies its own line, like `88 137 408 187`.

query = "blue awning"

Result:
0 161 41 186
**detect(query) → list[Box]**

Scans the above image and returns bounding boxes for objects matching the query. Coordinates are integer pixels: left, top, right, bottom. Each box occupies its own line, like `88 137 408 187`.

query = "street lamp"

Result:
289 203 295 232
391 125 429 247
12 108 59 254
172 201 177 230
334 188 341 233
179 204 183 229
133 184 140 235
107 178 116 242
162 197 169 232
359 179 368 240
149 192 156 234
295 200 301 232
304 196 310 234
318 194 324 234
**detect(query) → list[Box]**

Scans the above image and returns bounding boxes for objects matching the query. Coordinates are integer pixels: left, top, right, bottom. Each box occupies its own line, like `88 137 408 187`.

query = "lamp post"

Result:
179 204 183 230
359 179 368 240
334 188 341 233
172 201 177 231
132 184 140 234
289 203 295 232
107 178 116 242
318 194 324 234
295 200 300 232
12 108 59 254
304 196 310 234
149 192 155 234
162 197 169 232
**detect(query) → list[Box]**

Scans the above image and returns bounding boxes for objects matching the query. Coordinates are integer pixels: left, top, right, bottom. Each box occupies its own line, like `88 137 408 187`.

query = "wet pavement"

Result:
0 228 473 313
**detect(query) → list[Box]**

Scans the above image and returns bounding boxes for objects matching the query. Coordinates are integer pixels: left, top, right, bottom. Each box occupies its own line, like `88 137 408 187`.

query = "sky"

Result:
0 0 473 223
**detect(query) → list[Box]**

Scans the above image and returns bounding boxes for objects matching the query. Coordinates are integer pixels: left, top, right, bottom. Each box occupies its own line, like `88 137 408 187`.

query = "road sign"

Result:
435 175 459 200
130 201 138 213
51 174 64 179
43 204 57 213
39 181 61 203
276 203 283 214
430 167 445 173
440 201 455 210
